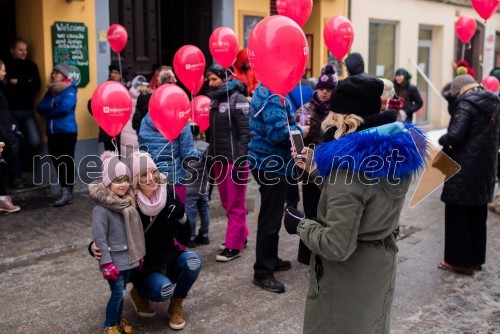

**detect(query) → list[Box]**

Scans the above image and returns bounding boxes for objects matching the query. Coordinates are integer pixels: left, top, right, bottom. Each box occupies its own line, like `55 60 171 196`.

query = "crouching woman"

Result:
285 76 427 333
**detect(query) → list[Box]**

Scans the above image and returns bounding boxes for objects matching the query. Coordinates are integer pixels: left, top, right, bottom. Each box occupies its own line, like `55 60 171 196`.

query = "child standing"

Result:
90 151 146 334
184 124 211 247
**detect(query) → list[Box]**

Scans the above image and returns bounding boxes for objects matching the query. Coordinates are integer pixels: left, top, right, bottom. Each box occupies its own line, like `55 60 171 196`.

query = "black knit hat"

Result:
206 64 227 81
108 62 128 78
345 53 365 76
329 76 384 117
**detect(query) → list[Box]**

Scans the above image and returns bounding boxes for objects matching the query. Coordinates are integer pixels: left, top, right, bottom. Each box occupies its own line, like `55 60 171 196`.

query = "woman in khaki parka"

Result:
285 76 426 334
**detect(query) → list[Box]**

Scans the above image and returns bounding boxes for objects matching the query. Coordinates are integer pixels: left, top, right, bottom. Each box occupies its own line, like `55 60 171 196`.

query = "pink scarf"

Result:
136 184 167 216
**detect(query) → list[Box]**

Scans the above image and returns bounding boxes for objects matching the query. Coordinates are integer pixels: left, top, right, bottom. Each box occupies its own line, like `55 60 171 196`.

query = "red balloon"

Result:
91 81 132 137
192 95 211 132
248 15 308 96
324 16 354 61
148 84 191 141
209 27 239 69
455 15 477 43
173 45 206 95
107 24 128 53
471 0 500 21
483 75 500 92
276 0 313 27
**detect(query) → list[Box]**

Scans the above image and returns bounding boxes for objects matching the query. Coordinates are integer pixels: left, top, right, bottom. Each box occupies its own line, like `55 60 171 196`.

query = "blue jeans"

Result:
136 251 201 301
186 193 210 238
104 269 131 328
9 109 41 180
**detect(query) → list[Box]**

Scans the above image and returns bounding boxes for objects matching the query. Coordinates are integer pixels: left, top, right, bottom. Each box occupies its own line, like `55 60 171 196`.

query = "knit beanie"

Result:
53 63 71 78
315 64 338 90
206 64 227 81
126 150 156 182
345 53 365 76
330 76 384 117
451 73 477 96
456 60 476 78
101 151 131 187
395 68 412 81
489 67 500 81
109 62 128 78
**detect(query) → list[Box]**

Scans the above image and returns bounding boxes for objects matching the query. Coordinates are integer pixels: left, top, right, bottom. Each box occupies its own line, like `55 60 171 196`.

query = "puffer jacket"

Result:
138 114 202 185
439 89 500 205
394 80 423 117
206 79 250 162
299 122 426 334
36 82 78 135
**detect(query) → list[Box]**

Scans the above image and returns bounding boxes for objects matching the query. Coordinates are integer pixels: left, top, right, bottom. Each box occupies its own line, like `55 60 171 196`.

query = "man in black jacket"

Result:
5 37 41 189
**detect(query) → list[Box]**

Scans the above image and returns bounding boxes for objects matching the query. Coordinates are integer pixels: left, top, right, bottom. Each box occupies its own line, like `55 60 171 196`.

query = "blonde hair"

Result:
107 176 137 208
380 78 395 100
321 112 364 140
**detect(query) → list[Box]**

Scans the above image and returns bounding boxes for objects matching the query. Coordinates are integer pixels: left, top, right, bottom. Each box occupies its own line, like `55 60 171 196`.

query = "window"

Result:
368 21 396 79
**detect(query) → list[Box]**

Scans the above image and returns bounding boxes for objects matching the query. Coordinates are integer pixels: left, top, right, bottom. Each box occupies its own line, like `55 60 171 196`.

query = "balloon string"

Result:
298 80 305 124
225 69 235 161
117 53 122 79
170 141 176 200
461 43 465 60
190 92 194 123
111 137 119 156
253 93 285 117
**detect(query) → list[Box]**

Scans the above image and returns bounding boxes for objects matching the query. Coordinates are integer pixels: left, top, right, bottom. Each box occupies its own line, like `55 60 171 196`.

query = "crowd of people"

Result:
1 36 499 334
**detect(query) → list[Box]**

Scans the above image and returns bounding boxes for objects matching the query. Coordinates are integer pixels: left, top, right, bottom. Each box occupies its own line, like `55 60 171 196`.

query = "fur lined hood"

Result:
315 122 427 180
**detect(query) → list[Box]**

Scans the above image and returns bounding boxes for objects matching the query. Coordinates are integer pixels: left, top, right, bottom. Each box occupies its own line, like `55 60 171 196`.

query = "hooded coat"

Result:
297 122 425 334
233 49 259 96
439 89 499 205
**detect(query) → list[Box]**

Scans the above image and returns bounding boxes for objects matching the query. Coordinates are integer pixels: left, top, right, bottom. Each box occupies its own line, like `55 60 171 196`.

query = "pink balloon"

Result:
248 15 308 96
276 0 313 27
456 15 477 43
91 81 132 137
107 24 128 53
192 76 205 96
483 75 500 92
173 45 206 95
471 0 500 22
324 16 354 60
209 27 239 69
192 95 211 132
148 84 191 141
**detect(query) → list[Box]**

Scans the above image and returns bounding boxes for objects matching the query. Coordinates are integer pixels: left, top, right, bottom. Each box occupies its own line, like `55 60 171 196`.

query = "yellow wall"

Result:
234 0 270 49
16 0 98 140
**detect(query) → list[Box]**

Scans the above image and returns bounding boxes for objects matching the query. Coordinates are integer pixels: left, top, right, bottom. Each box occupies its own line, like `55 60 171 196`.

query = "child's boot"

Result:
167 297 185 330
118 318 135 334
103 326 121 334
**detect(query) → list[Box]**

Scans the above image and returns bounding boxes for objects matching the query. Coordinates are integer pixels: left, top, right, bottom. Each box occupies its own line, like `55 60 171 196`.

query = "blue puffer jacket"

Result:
36 82 78 135
248 84 302 177
138 113 202 184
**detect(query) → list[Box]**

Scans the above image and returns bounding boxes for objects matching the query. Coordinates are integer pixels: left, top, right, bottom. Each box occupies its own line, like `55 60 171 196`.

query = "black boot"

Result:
54 187 73 207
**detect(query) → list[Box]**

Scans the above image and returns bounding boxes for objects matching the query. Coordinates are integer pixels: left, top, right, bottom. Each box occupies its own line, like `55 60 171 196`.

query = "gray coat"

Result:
92 205 139 271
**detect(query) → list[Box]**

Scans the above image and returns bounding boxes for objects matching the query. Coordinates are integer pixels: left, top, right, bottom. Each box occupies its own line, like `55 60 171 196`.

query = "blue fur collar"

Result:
315 122 427 179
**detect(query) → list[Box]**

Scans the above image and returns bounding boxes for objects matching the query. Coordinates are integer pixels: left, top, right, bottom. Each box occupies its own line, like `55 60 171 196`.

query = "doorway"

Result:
0 0 16 60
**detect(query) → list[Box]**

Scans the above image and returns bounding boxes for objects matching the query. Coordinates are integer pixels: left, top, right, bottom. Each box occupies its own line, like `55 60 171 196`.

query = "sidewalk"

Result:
1 167 499 333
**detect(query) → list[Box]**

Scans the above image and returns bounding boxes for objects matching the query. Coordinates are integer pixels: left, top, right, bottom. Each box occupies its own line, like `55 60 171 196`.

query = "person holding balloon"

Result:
204 64 250 262
36 63 77 207
393 68 423 124
233 48 259 99
438 70 499 276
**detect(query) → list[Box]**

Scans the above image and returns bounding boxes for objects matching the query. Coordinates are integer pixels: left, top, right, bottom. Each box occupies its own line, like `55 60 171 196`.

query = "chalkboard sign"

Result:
51 21 89 87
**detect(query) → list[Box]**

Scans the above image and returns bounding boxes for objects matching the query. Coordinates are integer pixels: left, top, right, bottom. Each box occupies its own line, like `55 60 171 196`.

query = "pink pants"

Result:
213 162 249 250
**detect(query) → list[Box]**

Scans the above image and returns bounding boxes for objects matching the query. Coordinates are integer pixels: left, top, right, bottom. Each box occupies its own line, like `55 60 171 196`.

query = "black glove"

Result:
166 198 188 224
284 206 305 235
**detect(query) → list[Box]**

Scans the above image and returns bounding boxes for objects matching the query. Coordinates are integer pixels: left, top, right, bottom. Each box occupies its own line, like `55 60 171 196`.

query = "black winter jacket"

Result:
132 91 152 133
439 90 499 205
4 58 41 110
206 84 250 163
131 197 191 281
0 83 18 150
394 81 423 116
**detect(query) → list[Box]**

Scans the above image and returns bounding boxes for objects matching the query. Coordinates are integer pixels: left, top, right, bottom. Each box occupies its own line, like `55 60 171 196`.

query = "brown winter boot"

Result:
102 326 121 334
118 318 135 334
167 297 185 330
130 287 156 317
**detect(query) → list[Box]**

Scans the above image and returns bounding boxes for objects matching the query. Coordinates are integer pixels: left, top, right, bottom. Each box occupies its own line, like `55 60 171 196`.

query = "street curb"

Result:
0 238 92 273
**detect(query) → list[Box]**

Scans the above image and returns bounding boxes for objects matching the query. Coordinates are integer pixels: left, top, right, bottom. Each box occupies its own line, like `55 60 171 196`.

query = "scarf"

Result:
206 78 245 100
47 79 72 96
305 94 331 146
136 184 167 217
310 93 330 118
89 182 146 264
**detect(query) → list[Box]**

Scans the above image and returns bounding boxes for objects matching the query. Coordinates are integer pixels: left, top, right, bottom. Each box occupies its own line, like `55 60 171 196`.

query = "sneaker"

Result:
118 318 135 334
253 276 285 293
219 238 248 251
103 326 121 334
186 239 197 248
0 196 21 213
216 248 241 262
167 297 185 330
194 234 210 245
130 287 156 318
275 258 292 272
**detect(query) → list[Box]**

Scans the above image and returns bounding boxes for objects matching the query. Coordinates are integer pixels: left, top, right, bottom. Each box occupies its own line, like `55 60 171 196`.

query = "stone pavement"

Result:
1 176 499 333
